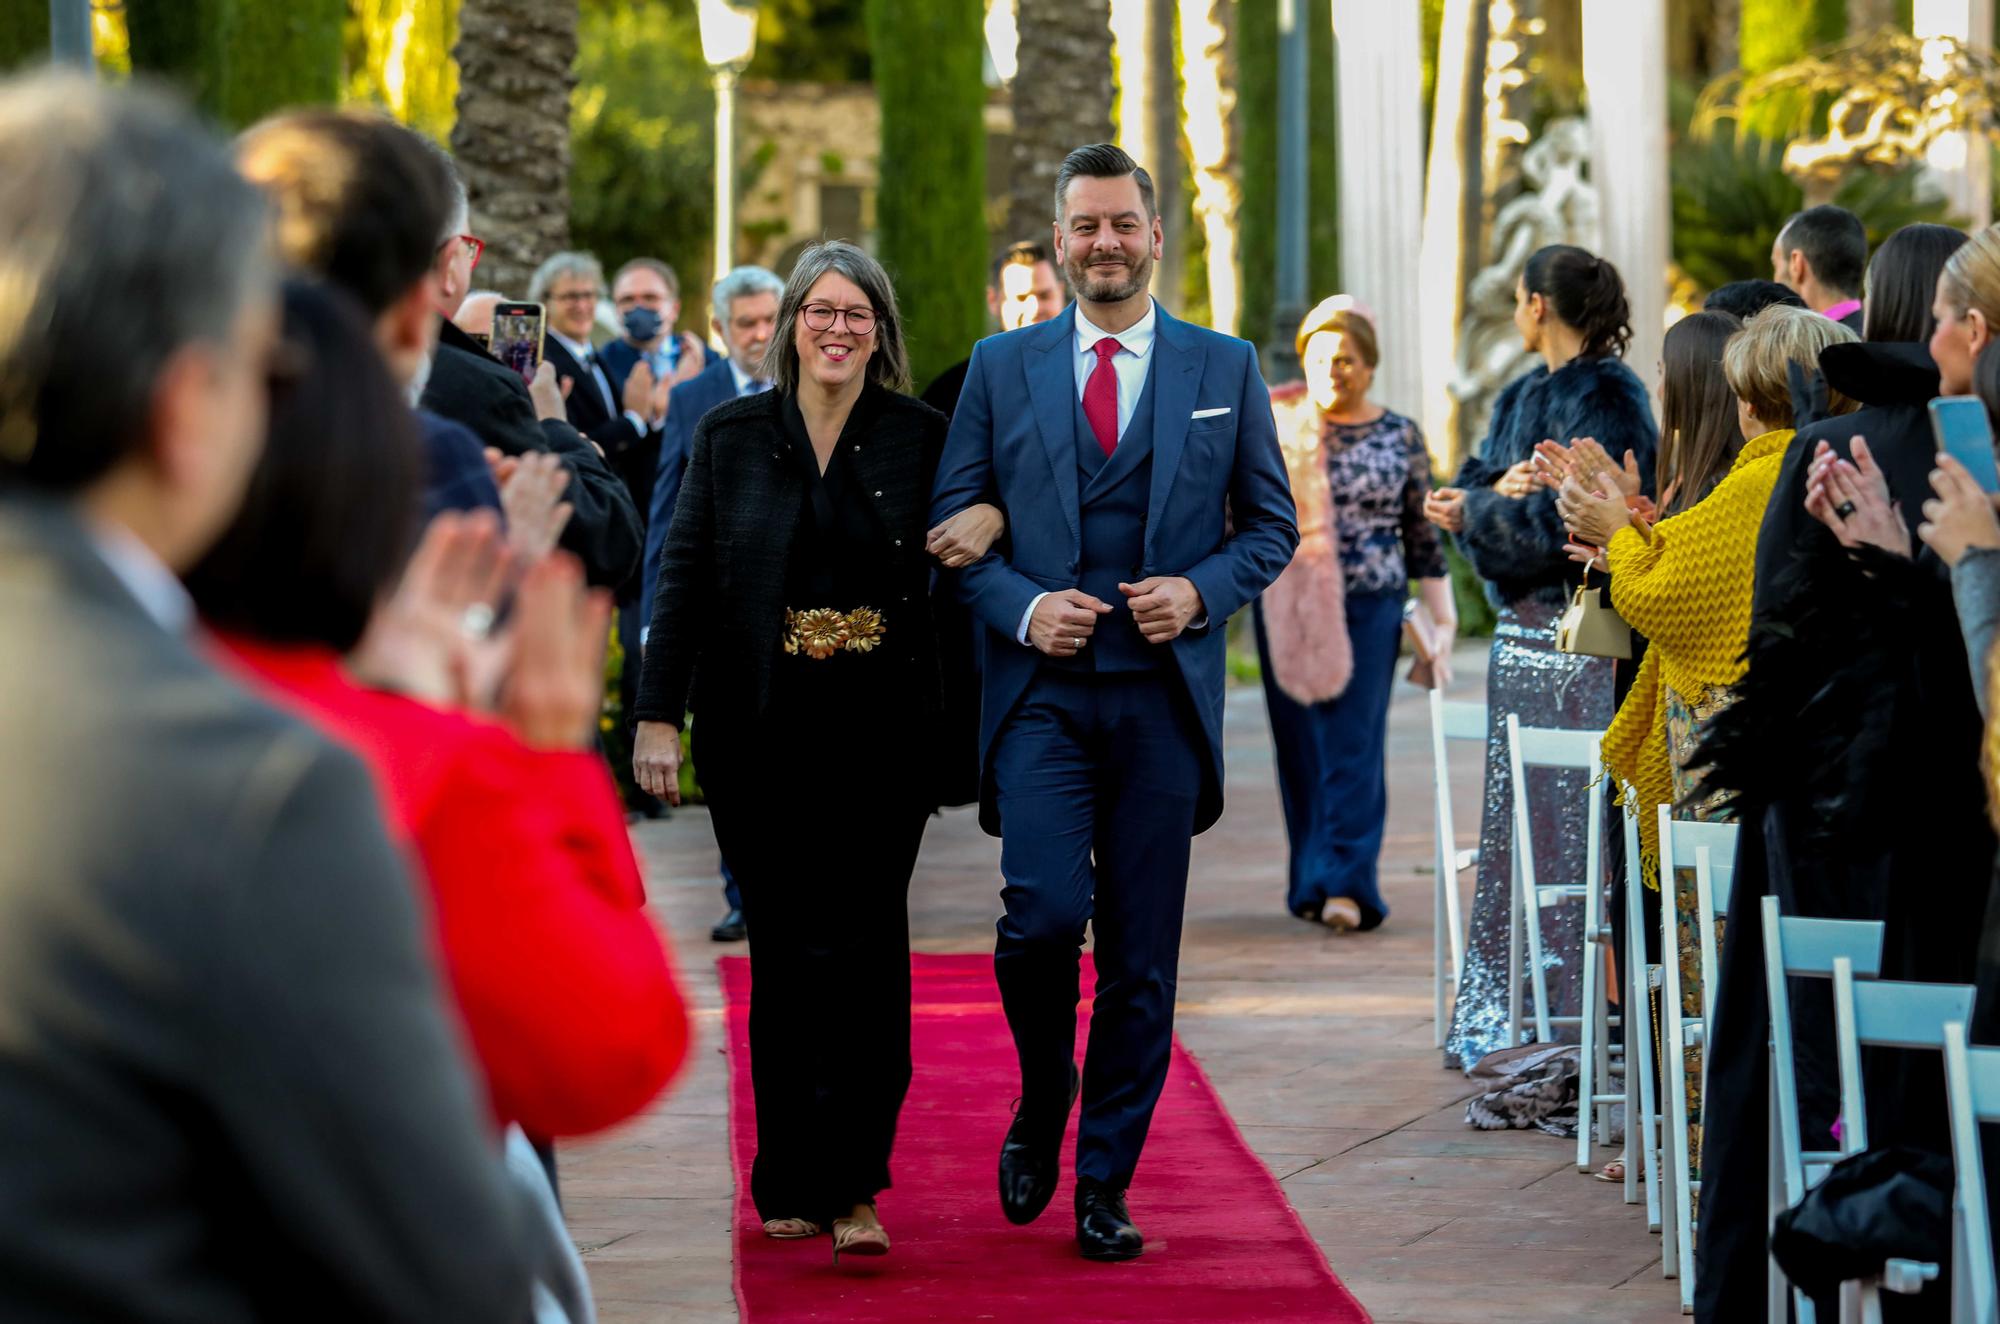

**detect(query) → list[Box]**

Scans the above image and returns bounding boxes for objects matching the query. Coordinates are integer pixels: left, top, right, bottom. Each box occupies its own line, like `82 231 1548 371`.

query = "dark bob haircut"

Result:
184 279 423 653
1863 222 1968 344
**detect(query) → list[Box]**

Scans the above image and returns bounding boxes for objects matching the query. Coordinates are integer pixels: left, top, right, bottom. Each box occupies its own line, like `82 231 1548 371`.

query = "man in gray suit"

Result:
0 73 544 1323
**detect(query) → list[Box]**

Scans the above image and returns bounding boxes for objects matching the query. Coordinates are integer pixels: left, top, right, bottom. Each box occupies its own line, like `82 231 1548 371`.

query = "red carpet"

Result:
721 953 1370 1323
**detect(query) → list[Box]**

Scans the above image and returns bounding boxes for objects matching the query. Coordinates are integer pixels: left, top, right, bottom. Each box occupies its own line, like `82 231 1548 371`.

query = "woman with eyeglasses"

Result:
631 241 1003 1264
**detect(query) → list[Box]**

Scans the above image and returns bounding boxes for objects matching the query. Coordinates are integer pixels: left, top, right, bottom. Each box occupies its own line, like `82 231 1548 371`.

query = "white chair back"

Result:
1428 691 1485 1048
1621 789 1662 1224
1655 810 1739 1311
1503 715 1603 1047
1761 896 1886 1324
1943 1022 2000 1324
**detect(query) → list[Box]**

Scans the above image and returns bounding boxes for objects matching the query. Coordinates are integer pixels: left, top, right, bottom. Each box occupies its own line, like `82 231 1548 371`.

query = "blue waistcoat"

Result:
1053 364 1162 673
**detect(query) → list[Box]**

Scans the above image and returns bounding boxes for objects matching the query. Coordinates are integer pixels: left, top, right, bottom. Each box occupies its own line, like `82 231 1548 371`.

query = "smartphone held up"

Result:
489 301 546 389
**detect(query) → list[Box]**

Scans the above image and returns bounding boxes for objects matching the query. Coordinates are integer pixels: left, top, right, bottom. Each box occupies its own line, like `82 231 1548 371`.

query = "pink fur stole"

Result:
1262 386 1353 705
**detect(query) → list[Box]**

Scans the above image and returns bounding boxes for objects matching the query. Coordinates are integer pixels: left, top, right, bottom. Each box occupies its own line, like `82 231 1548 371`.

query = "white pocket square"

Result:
1190 406 1231 419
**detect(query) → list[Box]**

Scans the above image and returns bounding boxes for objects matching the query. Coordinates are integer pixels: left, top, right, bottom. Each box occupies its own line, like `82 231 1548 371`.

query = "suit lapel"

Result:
1026 308 1081 543
1146 307 1204 560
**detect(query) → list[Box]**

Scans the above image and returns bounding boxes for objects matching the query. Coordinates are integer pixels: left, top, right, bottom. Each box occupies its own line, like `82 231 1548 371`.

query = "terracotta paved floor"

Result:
563 644 1683 1322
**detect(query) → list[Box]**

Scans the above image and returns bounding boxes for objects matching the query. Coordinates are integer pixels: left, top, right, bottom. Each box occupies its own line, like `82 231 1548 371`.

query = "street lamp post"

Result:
48 0 93 70
1267 0 1308 380
699 0 761 287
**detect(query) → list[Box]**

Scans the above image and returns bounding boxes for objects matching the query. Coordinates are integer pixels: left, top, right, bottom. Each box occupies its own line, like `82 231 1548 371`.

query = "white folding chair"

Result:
1427 691 1484 1049
1502 715 1605 1051
1761 896 1886 1324
1622 788 1663 1224
1574 759 1627 1175
1822 960 1961 1320
1657 810 1740 1310
1942 1022 2000 1324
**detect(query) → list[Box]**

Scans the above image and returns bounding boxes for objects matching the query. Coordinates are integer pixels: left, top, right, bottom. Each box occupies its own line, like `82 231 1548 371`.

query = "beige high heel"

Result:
762 1217 822 1240
1321 897 1362 932
831 1206 890 1264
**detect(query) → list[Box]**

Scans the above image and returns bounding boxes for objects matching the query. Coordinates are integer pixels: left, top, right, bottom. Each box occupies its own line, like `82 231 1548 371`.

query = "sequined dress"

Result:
1442 603 1615 1068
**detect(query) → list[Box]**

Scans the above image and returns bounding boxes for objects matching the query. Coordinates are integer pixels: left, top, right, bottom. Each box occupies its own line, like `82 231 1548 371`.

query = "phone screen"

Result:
1928 395 2000 493
489 302 545 388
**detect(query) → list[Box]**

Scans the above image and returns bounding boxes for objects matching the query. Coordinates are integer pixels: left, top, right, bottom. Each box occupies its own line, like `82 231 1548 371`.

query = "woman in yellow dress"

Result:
1551 303 1858 1186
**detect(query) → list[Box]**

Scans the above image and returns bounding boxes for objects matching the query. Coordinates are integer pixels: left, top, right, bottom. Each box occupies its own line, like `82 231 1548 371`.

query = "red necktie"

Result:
1084 337 1124 457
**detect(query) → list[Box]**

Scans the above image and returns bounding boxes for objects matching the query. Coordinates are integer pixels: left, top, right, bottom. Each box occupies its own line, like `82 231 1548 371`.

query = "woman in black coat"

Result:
631 241 998 1263
1692 223 1994 1321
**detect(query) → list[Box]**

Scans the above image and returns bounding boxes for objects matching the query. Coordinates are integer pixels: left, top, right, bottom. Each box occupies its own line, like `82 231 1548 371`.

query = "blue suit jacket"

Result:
928 303 1298 835
641 356 740 632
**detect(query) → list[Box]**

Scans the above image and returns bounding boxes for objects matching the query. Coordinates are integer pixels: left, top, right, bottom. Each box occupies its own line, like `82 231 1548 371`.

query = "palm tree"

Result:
1008 0 1114 243
451 0 578 295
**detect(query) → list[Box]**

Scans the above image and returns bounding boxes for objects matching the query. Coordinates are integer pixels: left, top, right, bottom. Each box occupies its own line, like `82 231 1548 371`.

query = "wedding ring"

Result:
459 602 495 640
1072 636 1084 650
1834 500 1857 520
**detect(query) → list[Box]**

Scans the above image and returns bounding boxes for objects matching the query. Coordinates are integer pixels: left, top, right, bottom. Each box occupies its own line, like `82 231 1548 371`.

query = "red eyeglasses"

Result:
442 234 485 270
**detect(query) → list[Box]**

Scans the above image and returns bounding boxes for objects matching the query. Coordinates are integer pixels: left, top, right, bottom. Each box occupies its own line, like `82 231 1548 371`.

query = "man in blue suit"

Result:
929 144 1297 1262
639 264 783 942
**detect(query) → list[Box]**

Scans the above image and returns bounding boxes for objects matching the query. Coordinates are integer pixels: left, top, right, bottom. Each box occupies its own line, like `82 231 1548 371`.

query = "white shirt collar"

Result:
85 516 193 635
1074 299 1157 360
727 358 763 395
548 329 594 363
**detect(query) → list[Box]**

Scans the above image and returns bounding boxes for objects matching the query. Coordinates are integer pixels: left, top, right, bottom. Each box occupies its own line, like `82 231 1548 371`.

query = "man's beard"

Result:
1068 251 1151 304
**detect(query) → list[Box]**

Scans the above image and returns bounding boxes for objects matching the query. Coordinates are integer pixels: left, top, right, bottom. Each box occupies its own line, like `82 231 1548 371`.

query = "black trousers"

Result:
701 668 930 1225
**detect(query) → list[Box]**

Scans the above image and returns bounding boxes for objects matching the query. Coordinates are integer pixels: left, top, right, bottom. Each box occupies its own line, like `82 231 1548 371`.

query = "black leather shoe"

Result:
998 1064 1079 1225
1074 1177 1143 1261
710 909 746 943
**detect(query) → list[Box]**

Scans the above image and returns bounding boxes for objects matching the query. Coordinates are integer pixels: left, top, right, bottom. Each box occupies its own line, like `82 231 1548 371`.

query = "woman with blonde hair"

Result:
1690 222 1996 1314
1556 304 1857 1196
1256 296 1455 932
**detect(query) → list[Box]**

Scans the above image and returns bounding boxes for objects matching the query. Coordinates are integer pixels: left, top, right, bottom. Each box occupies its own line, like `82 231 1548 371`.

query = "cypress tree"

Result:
866 0 987 393
219 0 345 126
0 4 50 72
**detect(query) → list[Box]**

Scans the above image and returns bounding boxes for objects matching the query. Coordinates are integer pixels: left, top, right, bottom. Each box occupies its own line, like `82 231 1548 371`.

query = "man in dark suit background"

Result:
929 143 1297 1263
421 223 641 590
0 71 543 1322
637 262 783 936
921 239 1067 421
599 256 721 402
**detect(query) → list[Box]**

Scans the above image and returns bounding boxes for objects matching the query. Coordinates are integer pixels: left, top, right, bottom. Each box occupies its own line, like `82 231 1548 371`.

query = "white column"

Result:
1914 0 1996 230
1331 0 1425 417
1582 0 1669 416
1418 0 1480 473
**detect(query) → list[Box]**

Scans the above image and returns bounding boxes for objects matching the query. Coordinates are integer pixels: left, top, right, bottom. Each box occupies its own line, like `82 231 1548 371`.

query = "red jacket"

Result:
216 637 688 1139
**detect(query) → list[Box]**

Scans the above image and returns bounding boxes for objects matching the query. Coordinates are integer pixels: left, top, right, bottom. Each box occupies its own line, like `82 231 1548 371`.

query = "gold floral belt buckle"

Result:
783 606 887 659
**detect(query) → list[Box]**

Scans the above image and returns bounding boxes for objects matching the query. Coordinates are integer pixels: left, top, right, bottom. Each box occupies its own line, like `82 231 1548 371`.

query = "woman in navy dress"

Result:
1256 299 1455 931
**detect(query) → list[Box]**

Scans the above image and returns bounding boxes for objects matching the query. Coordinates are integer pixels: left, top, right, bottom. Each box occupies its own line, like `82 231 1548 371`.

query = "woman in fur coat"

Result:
1426 244 1658 1069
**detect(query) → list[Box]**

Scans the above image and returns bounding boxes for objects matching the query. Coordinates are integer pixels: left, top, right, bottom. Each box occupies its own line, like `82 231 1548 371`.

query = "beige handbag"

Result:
1555 573 1633 660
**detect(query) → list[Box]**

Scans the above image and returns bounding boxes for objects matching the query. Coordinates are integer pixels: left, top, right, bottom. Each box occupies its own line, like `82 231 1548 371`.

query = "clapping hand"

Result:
1804 437 1911 558
1423 486 1466 532
487 447 574 567
621 359 656 418
1918 452 2000 567
1534 436 1641 498
673 333 709 384
498 552 611 751
1493 459 1539 499
1554 470 1633 548
350 509 515 709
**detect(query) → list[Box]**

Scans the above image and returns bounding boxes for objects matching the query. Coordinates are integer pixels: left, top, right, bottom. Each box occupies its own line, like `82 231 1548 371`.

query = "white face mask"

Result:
406 347 433 409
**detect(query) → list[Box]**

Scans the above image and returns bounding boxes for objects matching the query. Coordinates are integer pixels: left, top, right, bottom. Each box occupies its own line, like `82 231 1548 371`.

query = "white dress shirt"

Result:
549 329 647 436
1016 300 1162 644
726 358 770 397
86 517 193 635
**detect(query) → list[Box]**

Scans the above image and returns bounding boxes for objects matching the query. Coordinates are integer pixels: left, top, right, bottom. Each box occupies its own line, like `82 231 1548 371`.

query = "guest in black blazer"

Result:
422 314 642 589
631 241 999 1264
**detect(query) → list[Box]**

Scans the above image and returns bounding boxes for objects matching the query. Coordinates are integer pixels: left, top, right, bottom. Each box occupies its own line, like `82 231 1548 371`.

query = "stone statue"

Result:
1449 117 1600 455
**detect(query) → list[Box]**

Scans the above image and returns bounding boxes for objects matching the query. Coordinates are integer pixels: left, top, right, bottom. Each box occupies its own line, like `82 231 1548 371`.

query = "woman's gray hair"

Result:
526 250 604 302
763 241 911 395
711 264 784 328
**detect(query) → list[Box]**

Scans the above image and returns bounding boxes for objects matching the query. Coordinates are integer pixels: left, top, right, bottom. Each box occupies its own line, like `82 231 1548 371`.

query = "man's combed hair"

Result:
1778 205 1869 299
0 72 270 492
990 240 1049 288
1053 143 1156 222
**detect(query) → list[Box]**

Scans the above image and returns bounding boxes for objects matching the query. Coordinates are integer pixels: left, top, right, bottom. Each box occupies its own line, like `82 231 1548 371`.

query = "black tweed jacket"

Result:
634 384 948 731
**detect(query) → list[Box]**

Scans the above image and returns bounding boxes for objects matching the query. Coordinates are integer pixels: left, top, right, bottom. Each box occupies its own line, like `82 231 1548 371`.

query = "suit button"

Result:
894 538 902 547
873 489 883 498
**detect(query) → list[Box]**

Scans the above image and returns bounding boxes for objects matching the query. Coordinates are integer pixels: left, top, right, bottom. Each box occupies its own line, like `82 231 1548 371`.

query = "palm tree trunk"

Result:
1179 0 1240 337
1008 0 1114 243
451 0 577 295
